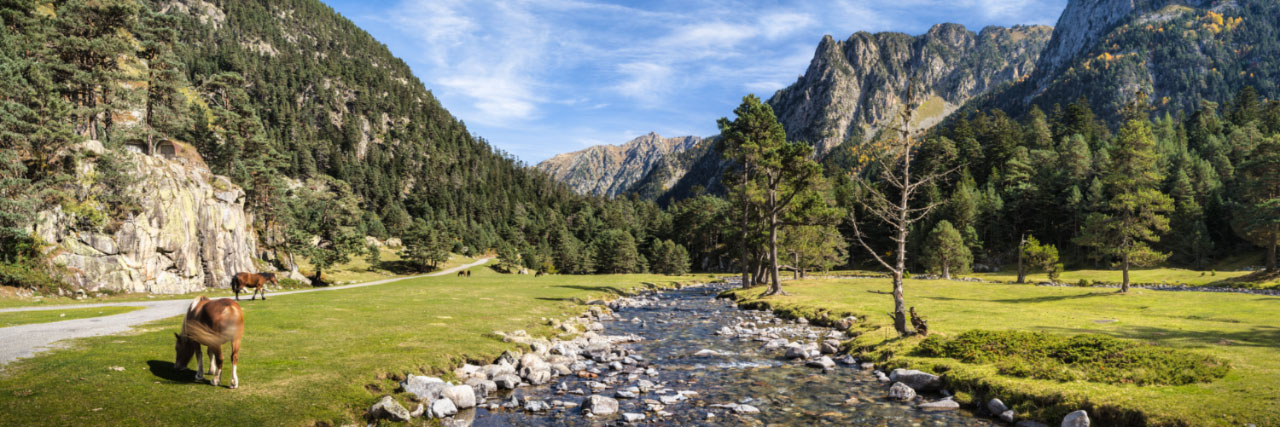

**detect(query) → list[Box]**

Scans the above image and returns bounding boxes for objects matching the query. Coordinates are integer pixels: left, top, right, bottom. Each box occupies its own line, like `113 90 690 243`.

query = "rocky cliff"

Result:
35 142 258 294
768 23 1052 156
536 133 702 198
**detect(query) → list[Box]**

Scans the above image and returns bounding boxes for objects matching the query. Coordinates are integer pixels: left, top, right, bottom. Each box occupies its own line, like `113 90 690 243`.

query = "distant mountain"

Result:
980 0 1280 123
536 133 701 198
768 23 1052 156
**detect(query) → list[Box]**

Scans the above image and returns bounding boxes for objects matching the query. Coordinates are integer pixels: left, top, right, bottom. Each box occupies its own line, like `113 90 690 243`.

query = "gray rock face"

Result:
583 395 619 416
536 132 702 198
888 382 917 401
1036 0 1212 78
1062 410 1090 427
890 369 942 392
370 395 411 422
768 23 1052 157
35 147 258 294
442 384 476 409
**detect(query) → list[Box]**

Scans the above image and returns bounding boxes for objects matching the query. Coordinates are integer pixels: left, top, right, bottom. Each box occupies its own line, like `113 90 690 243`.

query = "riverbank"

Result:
722 277 1280 427
0 269 705 425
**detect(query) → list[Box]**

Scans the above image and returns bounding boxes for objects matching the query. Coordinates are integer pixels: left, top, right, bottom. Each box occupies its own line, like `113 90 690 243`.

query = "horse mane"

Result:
260 272 275 280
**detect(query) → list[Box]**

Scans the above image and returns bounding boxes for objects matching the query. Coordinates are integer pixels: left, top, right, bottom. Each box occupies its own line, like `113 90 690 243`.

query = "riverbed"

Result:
471 283 992 426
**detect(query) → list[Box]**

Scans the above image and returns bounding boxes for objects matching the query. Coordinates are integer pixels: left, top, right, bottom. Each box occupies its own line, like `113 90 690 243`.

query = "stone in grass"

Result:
442 384 476 409
917 399 959 411
987 398 1009 414
887 382 916 401
1062 410 1090 427
370 395 411 422
583 395 619 416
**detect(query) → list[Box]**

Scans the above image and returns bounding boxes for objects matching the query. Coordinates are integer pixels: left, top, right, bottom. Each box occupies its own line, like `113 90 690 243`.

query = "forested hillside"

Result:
0 0 691 287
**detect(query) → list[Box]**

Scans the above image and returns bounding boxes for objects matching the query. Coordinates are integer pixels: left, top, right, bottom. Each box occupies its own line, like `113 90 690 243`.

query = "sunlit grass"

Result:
0 306 142 327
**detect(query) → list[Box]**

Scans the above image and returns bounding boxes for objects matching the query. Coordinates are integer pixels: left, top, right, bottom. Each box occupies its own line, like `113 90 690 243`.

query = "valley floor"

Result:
0 268 705 425
724 276 1280 426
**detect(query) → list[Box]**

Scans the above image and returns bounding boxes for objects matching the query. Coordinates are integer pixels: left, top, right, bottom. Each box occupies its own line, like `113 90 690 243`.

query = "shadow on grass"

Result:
924 291 1116 304
147 360 193 383
1040 324 1280 349
535 297 585 303
553 285 628 296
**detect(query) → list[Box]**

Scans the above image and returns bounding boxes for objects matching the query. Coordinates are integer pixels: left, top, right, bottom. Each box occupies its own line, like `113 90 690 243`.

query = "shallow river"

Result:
472 283 992 426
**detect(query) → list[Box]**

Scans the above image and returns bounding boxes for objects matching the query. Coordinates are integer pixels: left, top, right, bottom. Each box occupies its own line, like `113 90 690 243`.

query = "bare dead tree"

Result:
848 84 956 336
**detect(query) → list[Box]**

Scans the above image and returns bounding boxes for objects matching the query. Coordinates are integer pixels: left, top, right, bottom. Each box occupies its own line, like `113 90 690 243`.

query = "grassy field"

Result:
0 306 142 327
725 277 1280 426
821 267 1278 289
0 268 704 425
0 252 480 309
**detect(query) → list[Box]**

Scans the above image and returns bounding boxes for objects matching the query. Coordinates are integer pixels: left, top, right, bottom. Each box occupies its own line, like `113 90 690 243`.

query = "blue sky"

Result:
320 0 1068 163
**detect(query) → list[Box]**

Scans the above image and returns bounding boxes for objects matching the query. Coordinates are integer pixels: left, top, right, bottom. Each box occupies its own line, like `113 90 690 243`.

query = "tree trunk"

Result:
1269 224 1278 272
1121 253 1131 292
1016 234 1026 284
942 263 951 280
741 202 751 287
892 269 908 334
765 190 782 296
793 252 799 280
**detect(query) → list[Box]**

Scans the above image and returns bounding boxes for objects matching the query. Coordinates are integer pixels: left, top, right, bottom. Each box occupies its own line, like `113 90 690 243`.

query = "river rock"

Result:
550 363 571 376
820 339 840 354
496 350 520 366
524 400 550 412
430 397 458 418
481 363 515 379
583 395 619 416
623 412 645 422
518 352 543 370
1016 421 1049 427
890 369 941 391
370 395 411 422
836 355 858 365
465 378 496 399
888 382 916 400
694 349 719 357
874 370 891 382
918 398 960 411
520 363 552 385
1062 410 1090 427
988 398 1009 414
1001 410 1017 423
442 384 476 409
784 343 818 359
493 374 521 390
733 404 760 414
402 375 447 401
806 356 836 370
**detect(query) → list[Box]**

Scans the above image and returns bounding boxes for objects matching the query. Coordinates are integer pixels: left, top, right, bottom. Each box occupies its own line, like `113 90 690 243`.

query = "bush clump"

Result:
914 330 1229 386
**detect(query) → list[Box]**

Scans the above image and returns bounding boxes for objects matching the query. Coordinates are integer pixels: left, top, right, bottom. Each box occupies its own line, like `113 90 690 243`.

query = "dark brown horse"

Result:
466 270 471 277
231 272 277 301
457 270 465 277
174 296 244 388
535 270 545 277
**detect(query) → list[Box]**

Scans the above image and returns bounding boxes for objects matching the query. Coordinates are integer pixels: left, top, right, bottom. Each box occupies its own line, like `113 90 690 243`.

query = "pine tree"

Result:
1074 100 1174 292
924 221 970 279
1235 135 1280 271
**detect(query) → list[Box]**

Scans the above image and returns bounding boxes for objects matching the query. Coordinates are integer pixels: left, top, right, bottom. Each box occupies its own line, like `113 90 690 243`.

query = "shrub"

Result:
913 330 1229 386
1077 279 1091 287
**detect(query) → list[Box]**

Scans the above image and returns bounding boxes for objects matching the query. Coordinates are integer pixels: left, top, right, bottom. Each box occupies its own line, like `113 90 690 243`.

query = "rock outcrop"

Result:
768 23 1052 156
35 144 258 294
535 132 701 198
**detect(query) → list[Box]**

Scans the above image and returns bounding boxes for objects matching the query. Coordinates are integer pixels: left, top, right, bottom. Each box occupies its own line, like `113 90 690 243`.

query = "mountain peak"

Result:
537 133 702 198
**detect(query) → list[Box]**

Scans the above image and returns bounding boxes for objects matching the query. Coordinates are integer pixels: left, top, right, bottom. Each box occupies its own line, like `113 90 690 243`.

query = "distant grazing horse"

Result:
466 270 471 277
231 272 277 301
174 296 244 388
535 270 545 277
457 270 466 277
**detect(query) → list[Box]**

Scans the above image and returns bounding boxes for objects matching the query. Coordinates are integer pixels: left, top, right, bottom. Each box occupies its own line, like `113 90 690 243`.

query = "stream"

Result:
468 282 993 426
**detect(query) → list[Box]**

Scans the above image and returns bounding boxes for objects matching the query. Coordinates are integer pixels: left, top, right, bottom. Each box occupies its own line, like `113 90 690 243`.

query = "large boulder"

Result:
988 398 1009 414
583 395 619 416
889 369 942 391
493 374 522 390
430 397 458 418
401 375 447 401
36 148 257 294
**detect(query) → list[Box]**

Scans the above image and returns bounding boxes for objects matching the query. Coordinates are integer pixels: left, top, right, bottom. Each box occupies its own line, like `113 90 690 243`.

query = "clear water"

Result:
468 284 993 426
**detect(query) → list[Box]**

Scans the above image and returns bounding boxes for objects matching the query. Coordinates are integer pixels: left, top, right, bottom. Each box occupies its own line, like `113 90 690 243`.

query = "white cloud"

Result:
614 62 674 104
759 12 815 39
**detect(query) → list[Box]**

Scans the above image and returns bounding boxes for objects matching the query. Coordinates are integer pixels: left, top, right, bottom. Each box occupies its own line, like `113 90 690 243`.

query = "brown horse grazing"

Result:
174 296 244 388
457 270 465 277
231 272 277 301
466 270 471 277
535 270 545 277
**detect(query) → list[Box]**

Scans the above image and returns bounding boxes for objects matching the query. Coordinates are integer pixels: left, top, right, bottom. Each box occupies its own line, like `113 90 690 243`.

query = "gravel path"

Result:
0 258 490 366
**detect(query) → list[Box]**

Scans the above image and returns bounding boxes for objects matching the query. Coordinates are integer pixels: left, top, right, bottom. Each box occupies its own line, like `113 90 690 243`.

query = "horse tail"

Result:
230 275 242 293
